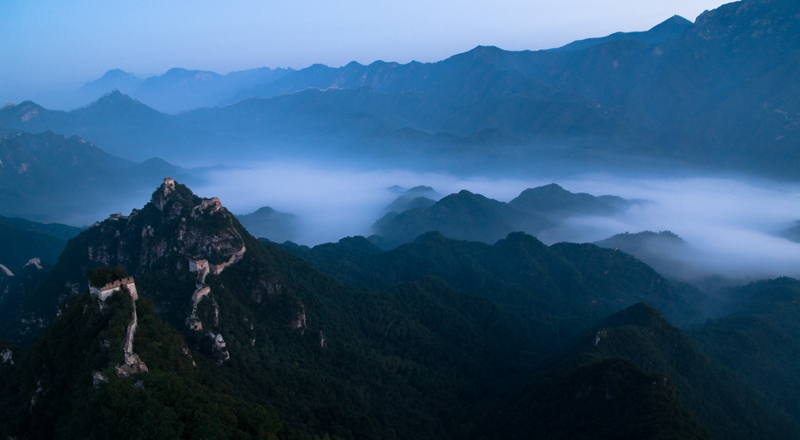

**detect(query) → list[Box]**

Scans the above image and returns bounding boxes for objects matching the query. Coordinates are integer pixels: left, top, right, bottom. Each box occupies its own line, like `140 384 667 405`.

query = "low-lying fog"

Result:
188 161 800 285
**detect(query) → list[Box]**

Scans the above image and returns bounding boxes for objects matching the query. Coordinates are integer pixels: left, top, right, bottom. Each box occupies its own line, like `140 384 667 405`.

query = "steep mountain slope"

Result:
0 215 82 271
284 230 705 348
0 223 67 271
371 190 552 249
3 177 800 438
553 15 695 52
370 184 631 249
595 231 697 282
499 357 711 440
0 286 296 439
235 206 299 243
508 183 631 218
382 185 441 214
498 302 796 440
0 93 183 161
0 215 82 241
0 259 51 343
690 277 800 424
1 178 541 438
0 131 189 223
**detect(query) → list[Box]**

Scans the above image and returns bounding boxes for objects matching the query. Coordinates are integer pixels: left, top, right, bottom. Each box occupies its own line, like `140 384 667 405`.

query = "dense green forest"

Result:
2 179 800 439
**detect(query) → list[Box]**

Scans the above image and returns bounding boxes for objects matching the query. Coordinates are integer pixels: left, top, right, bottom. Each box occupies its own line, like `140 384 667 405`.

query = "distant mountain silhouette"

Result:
0 131 189 223
236 206 299 243
371 190 552 249
36 67 293 113
594 231 701 281
509 183 630 218
552 15 694 52
371 184 631 249
2 0 798 178
74 69 144 102
382 185 441 214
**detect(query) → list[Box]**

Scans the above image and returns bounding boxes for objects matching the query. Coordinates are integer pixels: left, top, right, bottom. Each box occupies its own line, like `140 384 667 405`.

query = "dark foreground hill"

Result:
690 278 800 426
496 302 797 440
2 179 799 439
0 215 82 271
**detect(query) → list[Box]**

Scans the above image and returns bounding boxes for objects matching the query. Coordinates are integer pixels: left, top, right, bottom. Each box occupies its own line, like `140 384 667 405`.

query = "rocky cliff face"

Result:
3 178 257 347
85 177 246 271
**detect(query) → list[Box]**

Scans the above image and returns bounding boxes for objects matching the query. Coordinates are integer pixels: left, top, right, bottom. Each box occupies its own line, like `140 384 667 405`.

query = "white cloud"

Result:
194 162 800 282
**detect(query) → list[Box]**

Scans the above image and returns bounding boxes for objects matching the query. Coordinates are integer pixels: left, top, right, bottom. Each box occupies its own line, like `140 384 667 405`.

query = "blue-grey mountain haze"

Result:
1 0 726 104
1 0 796 287
186 162 800 284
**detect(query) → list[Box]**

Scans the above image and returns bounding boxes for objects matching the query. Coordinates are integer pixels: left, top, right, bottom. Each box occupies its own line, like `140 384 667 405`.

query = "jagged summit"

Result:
88 88 132 104
74 88 161 116
3 177 253 356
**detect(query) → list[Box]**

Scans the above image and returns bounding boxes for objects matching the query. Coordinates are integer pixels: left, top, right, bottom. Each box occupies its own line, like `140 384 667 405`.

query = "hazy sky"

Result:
1 0 728 103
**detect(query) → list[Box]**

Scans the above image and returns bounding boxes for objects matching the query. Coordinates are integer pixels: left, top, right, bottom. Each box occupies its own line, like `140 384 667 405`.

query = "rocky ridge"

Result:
3 177 254 352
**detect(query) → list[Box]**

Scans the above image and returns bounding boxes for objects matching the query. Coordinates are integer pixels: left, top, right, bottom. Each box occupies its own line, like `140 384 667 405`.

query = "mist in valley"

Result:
173 158 800 287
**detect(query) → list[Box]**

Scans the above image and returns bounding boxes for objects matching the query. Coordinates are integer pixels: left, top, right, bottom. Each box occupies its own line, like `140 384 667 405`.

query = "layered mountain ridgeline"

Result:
690 278 800 426
0 178 545 438
382 185 441 214
235 206 299 243
3 178 800 438
552 15 695 52
281 231 705 345
0 215 82 271
371 190 552 249
37 66 294 114
0 130 191 224
370 183 631 249
3 0 798 176
495 303 797 440
508 183 630 218
595 231 696 281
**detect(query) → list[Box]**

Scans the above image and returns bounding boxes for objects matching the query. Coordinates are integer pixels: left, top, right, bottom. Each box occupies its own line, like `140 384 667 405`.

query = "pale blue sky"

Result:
1 0 729 103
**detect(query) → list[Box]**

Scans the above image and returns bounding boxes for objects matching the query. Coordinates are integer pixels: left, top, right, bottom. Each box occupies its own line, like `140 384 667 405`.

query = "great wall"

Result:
90 277 148 376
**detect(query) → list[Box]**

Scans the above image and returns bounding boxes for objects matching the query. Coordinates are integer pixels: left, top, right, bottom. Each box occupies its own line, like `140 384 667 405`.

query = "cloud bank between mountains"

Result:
179 161 800 284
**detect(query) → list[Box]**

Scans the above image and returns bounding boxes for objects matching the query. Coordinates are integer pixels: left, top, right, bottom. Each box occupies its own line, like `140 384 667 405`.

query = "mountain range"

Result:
35 66 294 114
2 178 800 438
0 131 192 224
0 215 82 272
0 0 798 177
3 1 800 437
370 183 632 249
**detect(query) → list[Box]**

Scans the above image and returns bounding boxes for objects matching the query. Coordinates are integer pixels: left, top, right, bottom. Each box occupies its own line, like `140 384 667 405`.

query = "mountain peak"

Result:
81 89 138 108
99 69 136 80
72 88 162 117
150 176 200 212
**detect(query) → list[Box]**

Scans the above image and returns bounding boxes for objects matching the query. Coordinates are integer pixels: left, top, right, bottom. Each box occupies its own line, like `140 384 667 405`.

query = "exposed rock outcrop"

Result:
0 264 13 277
187 245 245 333
24 258 43 270
204 332 230 364
1 348 13 365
